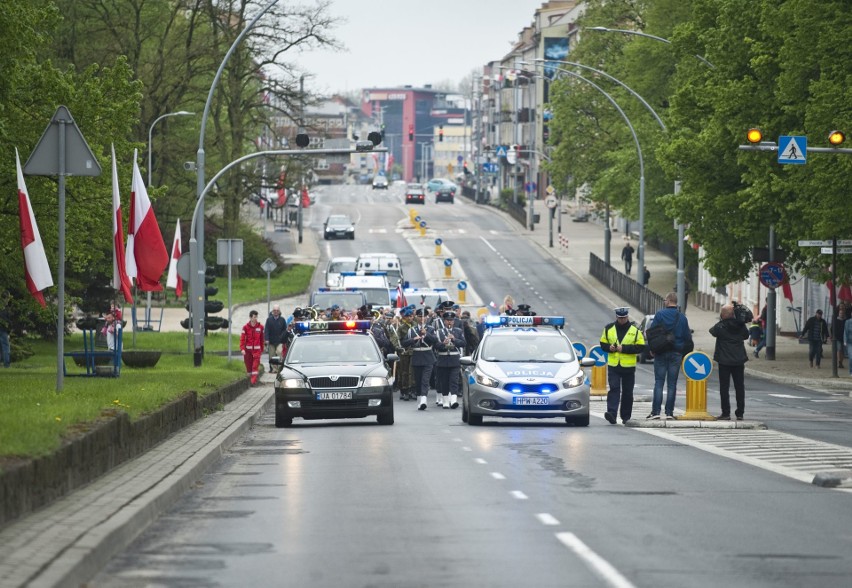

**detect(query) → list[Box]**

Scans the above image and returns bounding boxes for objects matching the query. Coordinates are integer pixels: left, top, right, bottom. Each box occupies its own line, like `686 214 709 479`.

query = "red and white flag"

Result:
111 145 134 304
125 150 168 291
395 283 407 308
166 219 183 298
16 148 53 307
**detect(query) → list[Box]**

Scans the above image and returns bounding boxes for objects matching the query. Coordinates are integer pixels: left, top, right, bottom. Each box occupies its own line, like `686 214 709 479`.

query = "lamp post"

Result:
191 0 281 366
147 111 194 187
586 26 716 69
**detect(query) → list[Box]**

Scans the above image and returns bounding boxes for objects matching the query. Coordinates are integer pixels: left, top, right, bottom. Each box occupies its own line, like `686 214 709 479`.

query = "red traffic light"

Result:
439 125 444 142
408 123 414 140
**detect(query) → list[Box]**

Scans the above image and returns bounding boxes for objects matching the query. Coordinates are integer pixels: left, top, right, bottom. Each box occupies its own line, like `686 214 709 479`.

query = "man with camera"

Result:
709 304 750 420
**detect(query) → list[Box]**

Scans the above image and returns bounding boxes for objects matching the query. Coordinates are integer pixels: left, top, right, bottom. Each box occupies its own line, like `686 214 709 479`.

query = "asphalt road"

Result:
89 185 852 587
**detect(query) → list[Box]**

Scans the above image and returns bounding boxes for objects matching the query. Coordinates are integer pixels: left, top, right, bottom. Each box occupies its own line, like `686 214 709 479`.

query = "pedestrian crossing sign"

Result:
778 135 807 165
495 145 507 158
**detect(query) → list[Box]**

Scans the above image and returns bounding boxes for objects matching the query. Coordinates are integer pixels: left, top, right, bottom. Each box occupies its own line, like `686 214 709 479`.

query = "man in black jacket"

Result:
264 305 288 371
709 304 750 420
800 309 829 368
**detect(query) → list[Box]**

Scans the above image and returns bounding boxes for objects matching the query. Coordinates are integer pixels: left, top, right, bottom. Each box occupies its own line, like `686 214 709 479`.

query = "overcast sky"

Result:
296 0 544 94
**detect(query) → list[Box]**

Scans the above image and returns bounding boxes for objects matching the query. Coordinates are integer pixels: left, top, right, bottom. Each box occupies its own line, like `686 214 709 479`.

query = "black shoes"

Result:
646 413 661 420
736 415 744 421
716 414 731 421
604 412 616 424
665 414 676 420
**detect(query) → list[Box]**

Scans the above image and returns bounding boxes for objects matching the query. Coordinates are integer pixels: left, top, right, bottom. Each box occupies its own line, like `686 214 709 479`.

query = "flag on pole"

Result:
166 219 183 298
125 149 168 291
111 145 134 304
781 279 793 304
395 283 407 308
15 148 53 307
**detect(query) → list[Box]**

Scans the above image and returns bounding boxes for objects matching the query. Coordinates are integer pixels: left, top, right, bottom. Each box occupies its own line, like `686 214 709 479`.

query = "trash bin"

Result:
533 213 541 224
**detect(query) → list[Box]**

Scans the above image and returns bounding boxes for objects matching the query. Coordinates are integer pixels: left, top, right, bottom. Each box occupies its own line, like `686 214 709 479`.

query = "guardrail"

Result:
589 253 665 316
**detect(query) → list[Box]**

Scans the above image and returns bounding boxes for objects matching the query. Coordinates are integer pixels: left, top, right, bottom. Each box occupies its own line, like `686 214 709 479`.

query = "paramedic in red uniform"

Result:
240 310 264 385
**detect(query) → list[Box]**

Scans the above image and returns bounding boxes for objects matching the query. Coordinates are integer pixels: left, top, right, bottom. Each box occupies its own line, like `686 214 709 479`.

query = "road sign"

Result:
24 106 102 177
546 184 555 195
800 239 852 247
759 262 786 288
778 135 807 165
588 345 608 367
682 351 712 381
821 247 852 254
443 258 453 267
261 258 278 273
457 281 467 290
457 155 463 163
176 252 205 281
545 195 558 209
482 162 498 173
572 342 587 359
495 145 507 158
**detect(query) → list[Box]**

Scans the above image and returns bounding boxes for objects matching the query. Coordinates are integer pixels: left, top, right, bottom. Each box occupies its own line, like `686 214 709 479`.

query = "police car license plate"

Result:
514 397 548 405
316 392 352 400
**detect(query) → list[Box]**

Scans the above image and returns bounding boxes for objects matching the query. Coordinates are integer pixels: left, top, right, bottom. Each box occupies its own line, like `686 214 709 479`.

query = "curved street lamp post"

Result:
147 111 194 187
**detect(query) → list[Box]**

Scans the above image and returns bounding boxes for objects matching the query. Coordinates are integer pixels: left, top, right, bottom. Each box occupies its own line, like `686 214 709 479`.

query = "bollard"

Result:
457 280 467 304
419 220 427 237
681 379 714 420
412 214 422 229
590 365 607 396
435 238 443 256
443 258 453 278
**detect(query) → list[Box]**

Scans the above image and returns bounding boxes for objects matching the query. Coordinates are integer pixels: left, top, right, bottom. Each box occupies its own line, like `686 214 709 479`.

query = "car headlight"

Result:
563 371 585 388
473 368 500 388
278 377 307 389
363 376 389 387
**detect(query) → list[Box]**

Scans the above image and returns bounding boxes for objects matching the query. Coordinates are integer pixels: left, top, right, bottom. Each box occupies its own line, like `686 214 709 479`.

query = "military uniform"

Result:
403 308 439 410
433 311 466 409
599 307 645 424
395 307 417 400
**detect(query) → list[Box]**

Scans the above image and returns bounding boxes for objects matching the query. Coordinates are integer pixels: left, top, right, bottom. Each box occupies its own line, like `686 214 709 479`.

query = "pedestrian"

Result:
642 265 650 287
599 307 646 425
432 310 465 409
460 310 480 355
403 308 438 410
500 294 515 315
240 310 264 385
709 304 750 420
844 309 852 376
101 311 120 352
832 304 847 369
264 305 287 371
0 293 12 368
621 241 634 274
800 309 829 368
647 292 693 420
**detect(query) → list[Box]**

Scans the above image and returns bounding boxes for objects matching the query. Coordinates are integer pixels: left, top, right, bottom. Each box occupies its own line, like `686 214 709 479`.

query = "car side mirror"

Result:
580 358 596 367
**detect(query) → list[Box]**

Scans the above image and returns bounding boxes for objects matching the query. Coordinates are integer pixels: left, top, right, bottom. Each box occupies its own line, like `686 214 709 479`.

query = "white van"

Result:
341 273 392 308
356 253 405 287
325 256 358 287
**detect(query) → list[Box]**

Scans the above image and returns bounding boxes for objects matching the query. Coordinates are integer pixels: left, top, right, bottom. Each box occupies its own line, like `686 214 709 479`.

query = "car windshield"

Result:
287 335 380 364
480 335 575 363
311 292 364 310
328 260 356 274
359 288 391 307
327 215 351 225
408 293 447 309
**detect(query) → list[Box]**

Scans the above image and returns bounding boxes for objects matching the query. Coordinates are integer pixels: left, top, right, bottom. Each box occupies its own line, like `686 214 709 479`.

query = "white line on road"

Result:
474 458 487 464
556 532 636 588
491 472 506 480
510 490 528 500
536 513 560 526
462 446 472 451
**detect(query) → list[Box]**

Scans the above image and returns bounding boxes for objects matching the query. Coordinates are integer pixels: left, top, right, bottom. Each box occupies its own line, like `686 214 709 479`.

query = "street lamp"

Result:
586 26 716 69
148 111 194 187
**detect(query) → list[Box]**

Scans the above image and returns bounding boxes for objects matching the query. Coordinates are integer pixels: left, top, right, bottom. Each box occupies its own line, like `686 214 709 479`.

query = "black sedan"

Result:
323 214 355 240
271 320 397 427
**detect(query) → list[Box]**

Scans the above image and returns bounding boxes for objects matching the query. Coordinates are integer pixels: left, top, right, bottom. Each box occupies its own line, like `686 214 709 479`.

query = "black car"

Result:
427 178 456 204
323 214 355 240
271 320 397 427
405 187 425 204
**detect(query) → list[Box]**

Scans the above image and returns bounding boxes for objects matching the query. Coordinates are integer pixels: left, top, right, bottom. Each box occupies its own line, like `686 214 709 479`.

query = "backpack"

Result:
645 314 680 354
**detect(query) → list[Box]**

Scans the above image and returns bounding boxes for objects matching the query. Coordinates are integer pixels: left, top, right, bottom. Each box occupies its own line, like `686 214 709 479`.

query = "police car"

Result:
460 315 596 426
270 319 397 427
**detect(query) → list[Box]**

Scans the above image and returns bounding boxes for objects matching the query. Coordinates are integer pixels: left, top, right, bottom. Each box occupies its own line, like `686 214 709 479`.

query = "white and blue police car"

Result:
460 315 596 426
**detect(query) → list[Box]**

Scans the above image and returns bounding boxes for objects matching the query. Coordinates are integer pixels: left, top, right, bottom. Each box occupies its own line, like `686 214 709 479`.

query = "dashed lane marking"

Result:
510 490 528 500
491 472 506 480
536 513 560 526
556 532 637 588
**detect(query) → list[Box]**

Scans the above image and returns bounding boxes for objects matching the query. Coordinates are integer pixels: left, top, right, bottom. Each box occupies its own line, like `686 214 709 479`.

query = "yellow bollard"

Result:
444 264 452 278
435 238 443 256
590 365 607 396
419 226 426 237
458 282 467 303
681 379 714 420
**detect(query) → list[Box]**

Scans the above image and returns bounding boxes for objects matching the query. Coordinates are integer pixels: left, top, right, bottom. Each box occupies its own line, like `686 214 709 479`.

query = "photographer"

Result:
709 304 750 420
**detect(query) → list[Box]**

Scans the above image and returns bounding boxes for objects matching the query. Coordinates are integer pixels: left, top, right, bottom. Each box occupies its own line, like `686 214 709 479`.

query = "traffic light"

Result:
439 125 444 142
295 133 310 148
408 124 414 141
746 128 763 144
828 130 846 146
463 161 470 175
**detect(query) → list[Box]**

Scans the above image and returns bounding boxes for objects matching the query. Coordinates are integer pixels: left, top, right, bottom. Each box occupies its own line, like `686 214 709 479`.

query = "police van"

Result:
355 253 405 287
340 273 392 308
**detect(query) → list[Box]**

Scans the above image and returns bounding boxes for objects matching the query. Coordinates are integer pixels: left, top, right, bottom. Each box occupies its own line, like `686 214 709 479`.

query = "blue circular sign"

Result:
682 351 712 381
457 155 463 163
573 342 587 359
414 216 421 223
457 281 467 290
435 238 443 246
589 345 608 367
443 258 453 267
419 221 427 228
759 262 786 289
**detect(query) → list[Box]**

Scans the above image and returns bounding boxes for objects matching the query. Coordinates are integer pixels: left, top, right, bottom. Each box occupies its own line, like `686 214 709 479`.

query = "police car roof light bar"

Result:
293 320 372 334
483 315 565 327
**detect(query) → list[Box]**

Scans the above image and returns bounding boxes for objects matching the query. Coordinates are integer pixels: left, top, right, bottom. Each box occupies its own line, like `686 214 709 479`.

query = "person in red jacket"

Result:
240 310 264 385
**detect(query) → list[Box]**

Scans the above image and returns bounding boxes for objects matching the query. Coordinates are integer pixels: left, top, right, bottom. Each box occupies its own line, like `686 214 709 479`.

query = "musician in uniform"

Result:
403 308 439 410
395 305 417 400
432 310 466 409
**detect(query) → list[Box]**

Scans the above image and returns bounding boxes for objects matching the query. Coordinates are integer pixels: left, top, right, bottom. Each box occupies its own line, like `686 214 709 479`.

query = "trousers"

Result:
607 365 636 421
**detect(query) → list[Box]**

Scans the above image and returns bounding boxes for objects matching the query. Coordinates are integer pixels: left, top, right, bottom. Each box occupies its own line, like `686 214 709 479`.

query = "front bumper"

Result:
275 386 392 421
465 384 590 419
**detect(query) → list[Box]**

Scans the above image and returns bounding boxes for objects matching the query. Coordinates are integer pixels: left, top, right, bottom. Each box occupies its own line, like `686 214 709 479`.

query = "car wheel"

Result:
461 401 469 423
565 414 590 427
377 402 394 425
275 410 292 428
349 233 355 240
468 411 483 426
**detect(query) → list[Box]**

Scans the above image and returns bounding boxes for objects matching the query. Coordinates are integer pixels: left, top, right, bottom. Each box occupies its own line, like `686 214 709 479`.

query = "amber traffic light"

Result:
828 130 846 146
746 128 763 144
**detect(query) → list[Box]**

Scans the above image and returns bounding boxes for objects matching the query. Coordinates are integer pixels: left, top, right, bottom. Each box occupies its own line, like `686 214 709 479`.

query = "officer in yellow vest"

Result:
599 307 646 424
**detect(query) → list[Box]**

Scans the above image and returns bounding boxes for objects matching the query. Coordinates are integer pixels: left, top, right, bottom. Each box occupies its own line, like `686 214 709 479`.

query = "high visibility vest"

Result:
601 324 642 368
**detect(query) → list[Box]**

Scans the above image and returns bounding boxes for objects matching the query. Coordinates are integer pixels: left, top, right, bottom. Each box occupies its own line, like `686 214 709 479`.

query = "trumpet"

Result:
307 306 319 320
371 309 381 320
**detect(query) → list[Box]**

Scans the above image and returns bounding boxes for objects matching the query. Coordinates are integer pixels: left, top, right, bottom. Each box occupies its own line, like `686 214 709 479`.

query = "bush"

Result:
500 188 526 208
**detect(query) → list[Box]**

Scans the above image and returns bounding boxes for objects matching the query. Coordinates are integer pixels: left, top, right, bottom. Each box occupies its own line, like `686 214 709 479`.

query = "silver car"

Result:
460 316 595 426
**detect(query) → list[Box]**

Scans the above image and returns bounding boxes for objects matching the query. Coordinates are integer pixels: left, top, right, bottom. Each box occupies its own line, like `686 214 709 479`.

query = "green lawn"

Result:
0 264 313 464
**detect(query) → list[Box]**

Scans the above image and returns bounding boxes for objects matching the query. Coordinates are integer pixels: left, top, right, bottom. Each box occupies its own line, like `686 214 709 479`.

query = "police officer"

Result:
599 307 646 424
403 308 438 410
433 310 466 409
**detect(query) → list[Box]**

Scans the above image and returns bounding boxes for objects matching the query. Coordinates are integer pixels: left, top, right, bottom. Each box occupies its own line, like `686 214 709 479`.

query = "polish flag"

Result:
125 150 168 291
110 145 134 304
16 148 53 307
395 283 407 308
166 219 183 298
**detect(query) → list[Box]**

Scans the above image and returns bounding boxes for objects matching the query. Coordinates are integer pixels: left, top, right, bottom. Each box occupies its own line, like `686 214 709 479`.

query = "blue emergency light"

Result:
293 320 373 334
483 315 565 328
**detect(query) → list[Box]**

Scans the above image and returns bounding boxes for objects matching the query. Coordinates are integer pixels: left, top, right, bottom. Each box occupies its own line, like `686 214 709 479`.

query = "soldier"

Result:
432 310 466 409
395 305 417 400
403 307 438 410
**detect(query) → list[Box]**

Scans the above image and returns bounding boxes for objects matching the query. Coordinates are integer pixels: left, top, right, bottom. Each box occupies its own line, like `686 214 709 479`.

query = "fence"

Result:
589 253 666 316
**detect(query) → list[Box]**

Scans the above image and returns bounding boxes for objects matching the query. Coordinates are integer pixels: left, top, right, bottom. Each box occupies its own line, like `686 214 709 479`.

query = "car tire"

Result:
377 402 394 425
275 410 292 428
565 414 590 427
349 233 355 240
461 401 469 423
468 411 483 426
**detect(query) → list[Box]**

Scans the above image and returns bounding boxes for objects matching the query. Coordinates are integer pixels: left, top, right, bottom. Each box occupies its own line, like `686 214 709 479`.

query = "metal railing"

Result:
589 253 665 316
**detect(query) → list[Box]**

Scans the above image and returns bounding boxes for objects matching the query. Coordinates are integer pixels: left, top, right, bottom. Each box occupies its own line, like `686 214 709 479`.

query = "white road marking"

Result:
768 394 807 399
462 446 472 451
810 399 840 403
474 458 487 464
556 532 636 588
510 490 528 500
491 472 506 480
536 513 560 526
